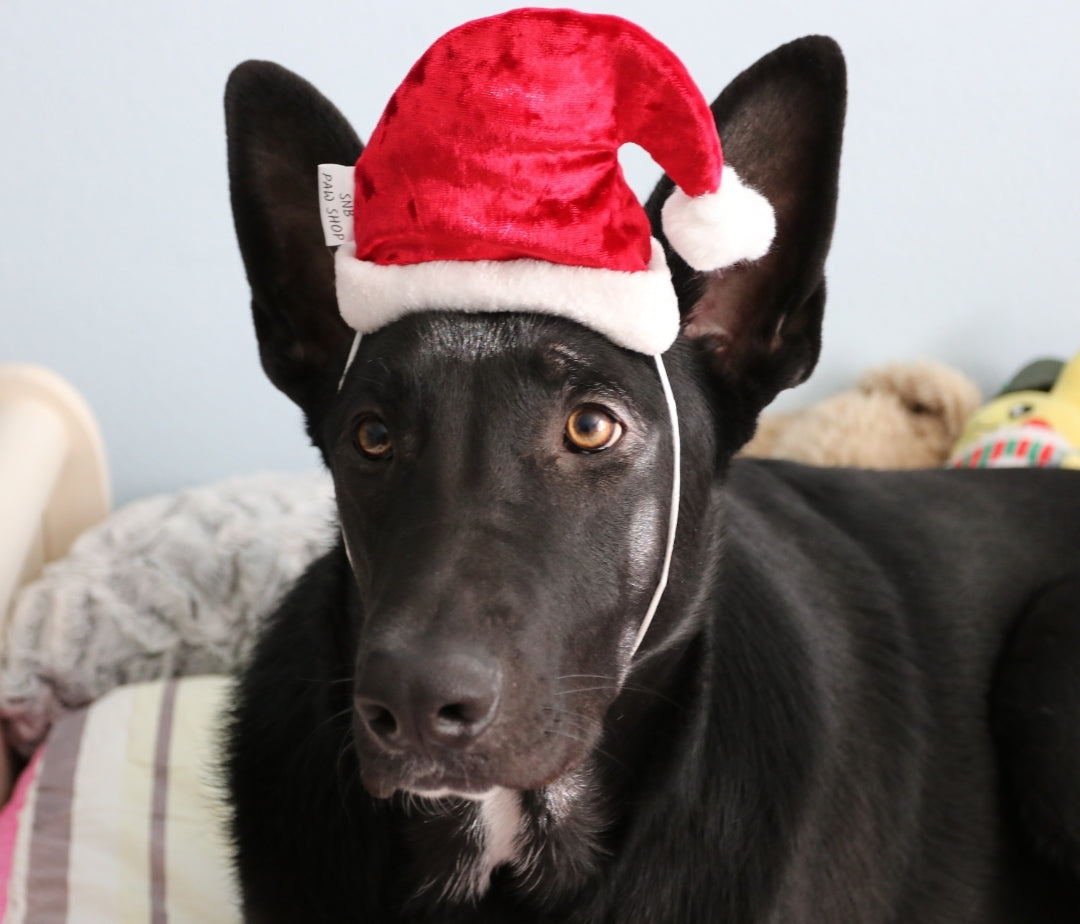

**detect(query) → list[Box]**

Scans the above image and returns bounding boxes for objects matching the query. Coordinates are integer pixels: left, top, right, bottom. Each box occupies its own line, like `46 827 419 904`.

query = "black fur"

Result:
224 36 1080 923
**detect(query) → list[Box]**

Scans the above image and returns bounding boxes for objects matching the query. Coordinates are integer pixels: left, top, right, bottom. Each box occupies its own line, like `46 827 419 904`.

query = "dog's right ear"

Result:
647 37 846 439
226 61 362 423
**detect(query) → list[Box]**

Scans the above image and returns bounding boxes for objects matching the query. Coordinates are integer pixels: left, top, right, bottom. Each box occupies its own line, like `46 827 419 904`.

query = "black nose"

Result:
354 646 501 753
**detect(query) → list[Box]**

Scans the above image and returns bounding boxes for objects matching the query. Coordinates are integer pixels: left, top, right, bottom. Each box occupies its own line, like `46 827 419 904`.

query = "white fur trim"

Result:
660 165 776 271
334 238 680 356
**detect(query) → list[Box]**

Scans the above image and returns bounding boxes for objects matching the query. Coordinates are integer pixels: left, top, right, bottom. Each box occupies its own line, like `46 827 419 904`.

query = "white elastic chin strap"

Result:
630 352 681 660
337 332 363 391
339 333 680 662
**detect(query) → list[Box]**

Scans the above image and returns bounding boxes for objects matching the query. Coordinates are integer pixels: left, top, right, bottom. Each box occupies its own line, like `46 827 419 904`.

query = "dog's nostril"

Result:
431 690 498 741
437 702 477 726
438 703 468 723
359 703 398 738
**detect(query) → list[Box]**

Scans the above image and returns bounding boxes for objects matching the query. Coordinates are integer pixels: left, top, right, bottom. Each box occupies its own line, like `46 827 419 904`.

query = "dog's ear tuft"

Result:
225 61 362 423
647 36 846 413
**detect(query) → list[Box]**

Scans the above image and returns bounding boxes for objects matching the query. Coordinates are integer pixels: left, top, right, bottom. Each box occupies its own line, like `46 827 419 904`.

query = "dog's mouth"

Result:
358 756 581 801
353 711 601 800
371 771 531 803
360 763 488 801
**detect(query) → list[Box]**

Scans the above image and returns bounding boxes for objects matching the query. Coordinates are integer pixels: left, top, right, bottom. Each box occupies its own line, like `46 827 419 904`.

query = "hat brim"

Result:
335 238 680 356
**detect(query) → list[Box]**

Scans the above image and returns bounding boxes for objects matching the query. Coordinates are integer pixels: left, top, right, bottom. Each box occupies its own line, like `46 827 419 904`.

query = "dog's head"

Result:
225 34 845 800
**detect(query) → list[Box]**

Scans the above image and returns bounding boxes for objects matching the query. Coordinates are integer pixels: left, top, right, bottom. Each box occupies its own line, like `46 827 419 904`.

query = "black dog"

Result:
223 35 1080 923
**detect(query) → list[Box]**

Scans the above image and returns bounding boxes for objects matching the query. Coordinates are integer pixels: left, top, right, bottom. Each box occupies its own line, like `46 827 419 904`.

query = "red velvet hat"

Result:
333 8 775 355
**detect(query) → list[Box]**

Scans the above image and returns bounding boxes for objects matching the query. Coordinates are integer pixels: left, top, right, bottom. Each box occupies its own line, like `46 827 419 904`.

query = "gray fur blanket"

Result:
0 472 334 756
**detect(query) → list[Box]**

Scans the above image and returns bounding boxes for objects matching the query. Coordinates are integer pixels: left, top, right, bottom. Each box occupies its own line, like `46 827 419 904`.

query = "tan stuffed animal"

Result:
741 360 982 468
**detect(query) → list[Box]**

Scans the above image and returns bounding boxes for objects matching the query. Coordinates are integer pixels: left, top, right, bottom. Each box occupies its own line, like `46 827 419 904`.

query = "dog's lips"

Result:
356 748 497 800
359 766 403 800
356 739 590 800
359 762 488 800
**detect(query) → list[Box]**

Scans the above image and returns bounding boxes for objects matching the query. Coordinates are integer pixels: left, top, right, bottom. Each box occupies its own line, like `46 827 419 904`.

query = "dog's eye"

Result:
357 416 393 459
565 405 622 452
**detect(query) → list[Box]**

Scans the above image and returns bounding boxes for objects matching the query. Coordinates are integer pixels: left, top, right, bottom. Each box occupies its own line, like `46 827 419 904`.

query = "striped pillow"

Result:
0 677 240 922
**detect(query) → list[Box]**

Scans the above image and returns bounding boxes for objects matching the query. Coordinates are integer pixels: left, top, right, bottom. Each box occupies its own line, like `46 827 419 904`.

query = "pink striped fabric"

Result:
0 749 43 915
0 677 239 923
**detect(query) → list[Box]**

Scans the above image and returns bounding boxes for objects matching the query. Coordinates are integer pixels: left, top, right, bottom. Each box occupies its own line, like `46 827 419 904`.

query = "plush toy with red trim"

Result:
948 353 1080 469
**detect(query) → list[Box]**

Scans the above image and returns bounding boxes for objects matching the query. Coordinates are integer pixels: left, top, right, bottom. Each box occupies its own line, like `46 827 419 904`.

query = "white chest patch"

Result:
479 787 524 876
439 787 525 903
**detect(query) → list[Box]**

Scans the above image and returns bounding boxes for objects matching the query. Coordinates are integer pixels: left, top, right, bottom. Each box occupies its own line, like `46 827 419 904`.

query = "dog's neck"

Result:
398 764 608 915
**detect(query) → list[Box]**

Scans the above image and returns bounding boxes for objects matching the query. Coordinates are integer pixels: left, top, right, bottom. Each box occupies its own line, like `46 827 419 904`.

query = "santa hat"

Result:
332 8 775 356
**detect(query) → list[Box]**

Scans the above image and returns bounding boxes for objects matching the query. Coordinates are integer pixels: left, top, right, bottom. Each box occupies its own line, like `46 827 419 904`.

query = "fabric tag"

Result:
317 164 355 246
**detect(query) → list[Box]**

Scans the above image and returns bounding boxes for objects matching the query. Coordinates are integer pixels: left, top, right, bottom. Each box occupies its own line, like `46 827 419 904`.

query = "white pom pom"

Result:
661 165 776 271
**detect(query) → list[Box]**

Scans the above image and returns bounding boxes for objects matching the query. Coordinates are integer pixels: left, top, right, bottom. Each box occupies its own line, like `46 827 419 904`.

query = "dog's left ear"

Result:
647 36 846 414
226 61 363 427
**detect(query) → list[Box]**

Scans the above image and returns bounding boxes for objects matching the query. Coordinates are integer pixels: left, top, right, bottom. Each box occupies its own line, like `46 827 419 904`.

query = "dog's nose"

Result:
354 647 501 752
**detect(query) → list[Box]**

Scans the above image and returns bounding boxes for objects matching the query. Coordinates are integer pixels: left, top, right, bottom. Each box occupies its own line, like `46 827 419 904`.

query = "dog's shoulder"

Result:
725 457 1080 548
720 457 1080 647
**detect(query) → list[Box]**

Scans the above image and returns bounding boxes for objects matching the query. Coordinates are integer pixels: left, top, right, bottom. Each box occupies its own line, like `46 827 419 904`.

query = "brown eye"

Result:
565 405 622 452
357 416 392 459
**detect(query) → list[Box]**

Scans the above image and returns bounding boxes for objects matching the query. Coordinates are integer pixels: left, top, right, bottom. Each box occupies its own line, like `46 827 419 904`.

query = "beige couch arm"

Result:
0 364 111 803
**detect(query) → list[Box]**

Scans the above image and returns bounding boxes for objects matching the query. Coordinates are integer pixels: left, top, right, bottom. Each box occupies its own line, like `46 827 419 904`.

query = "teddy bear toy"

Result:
948 352 1080 469
741 360 982 468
